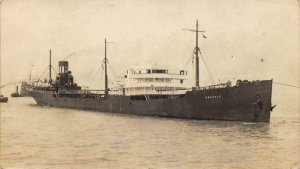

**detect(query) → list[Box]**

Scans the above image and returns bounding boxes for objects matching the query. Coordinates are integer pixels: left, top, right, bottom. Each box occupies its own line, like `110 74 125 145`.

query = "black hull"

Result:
30 80 273 122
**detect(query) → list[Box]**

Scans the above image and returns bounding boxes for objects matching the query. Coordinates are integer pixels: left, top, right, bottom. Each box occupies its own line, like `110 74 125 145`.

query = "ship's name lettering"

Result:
205 95 222 99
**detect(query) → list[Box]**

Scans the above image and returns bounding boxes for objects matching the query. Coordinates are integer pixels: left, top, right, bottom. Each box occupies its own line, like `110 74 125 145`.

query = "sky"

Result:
1 0 299 91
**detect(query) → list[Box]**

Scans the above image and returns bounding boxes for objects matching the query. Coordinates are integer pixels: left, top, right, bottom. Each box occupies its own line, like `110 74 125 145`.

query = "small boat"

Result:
0 95 8 102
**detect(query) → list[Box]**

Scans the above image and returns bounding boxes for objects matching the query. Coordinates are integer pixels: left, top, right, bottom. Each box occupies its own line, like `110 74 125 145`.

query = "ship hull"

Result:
30 80 272 122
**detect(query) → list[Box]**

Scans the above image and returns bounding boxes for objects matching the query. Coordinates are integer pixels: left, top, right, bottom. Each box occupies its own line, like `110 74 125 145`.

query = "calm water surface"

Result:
0 90 299 169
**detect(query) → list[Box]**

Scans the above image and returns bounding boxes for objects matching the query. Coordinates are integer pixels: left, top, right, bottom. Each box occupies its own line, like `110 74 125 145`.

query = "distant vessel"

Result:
29 21 274 122
11 82 31 97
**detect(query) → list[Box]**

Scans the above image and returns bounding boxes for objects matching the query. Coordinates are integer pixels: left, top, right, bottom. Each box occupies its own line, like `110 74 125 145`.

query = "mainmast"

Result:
104 38 108 97
49 49 52 83
29 65 34 85
184 20 206 87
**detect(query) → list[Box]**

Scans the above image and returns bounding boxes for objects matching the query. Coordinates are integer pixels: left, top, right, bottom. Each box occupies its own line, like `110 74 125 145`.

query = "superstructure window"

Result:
180 79 183 84
152 69 167 74
180 70 187 75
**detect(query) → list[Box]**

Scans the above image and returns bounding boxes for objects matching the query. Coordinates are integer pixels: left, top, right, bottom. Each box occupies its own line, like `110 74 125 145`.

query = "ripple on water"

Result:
1 97 299 169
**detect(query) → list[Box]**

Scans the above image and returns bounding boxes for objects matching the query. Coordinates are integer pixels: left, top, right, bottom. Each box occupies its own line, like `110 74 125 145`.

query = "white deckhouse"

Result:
114 65 188 96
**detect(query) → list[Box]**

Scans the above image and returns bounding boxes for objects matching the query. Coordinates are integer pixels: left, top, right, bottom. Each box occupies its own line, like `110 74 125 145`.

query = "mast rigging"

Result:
49 49 52 83
183 19 206 87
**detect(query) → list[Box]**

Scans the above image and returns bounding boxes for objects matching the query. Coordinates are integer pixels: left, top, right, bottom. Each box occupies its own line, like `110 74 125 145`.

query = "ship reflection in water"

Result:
1 97 299 169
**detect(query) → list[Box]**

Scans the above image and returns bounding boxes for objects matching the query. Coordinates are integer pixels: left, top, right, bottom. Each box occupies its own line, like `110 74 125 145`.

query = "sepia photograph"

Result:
0 0 299 168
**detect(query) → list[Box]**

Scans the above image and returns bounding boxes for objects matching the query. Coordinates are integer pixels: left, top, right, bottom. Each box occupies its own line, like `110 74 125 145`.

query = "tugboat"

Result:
11 85 21 97
29 21 274 122
11 82 31 97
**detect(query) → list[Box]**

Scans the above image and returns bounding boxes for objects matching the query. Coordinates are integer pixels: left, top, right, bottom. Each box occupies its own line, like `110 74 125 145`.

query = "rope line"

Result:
107 60 118 81
51 66 57 74
33 67 48 82
199 52 215 84
88 65 103 86
183 51 194 70
0 82 14 89
273 82 300 88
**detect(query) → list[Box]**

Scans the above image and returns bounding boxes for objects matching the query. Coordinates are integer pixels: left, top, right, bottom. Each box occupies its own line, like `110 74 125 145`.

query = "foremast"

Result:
104 38 112 97
195 20 200 87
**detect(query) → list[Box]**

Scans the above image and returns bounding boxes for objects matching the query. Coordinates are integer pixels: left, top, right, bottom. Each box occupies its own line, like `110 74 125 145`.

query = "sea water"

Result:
0 85 299 169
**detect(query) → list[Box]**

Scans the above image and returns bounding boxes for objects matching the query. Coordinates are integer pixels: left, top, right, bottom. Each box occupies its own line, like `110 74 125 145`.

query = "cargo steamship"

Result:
30 21 274 122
